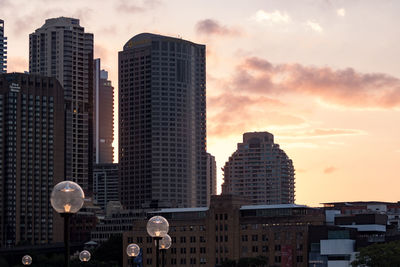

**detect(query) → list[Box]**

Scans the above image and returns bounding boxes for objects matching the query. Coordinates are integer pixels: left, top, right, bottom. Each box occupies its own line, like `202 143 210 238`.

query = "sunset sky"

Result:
2 0 400 206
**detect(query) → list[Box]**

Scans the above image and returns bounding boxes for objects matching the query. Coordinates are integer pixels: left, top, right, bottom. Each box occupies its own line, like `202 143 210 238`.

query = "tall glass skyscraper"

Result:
29 17 94 193
0 19 7 73
119 33 207 209
222 132 295 205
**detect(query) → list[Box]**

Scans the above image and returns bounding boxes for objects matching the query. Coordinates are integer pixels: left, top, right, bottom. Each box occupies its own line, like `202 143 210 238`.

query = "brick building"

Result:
122 195 324 267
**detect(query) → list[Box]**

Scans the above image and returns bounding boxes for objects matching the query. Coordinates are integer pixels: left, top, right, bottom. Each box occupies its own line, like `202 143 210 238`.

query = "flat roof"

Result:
149 207 209 213
240 204 308 210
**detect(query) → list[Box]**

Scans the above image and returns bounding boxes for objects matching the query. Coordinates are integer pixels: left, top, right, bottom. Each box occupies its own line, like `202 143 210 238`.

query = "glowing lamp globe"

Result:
79 250 91 262
22 255 32 265
50 181 85 214
126 243 140 257
147 216 169 238
159 234 172 249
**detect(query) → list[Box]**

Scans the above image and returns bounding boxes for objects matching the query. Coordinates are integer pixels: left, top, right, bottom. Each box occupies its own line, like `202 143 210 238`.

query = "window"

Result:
241 235 248 242
252 235 258 241
252 246 258 252
275 256 281 263
275 245 281 251
297 256 303 262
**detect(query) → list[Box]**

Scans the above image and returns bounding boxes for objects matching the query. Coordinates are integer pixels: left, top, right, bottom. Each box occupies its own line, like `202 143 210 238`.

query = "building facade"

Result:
93 163 119 210
0 19 7 73
206 153 217 206
122 195 324 267
118 33 207 209
93 58 114 164
0 73 64 247
222 132 295 205
29 17 94 193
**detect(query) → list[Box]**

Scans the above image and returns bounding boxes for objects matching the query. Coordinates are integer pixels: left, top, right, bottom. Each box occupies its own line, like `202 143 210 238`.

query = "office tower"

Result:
93 58 114 164
119 33 207 209
0 73 64 247
0 19 7 73
222 132 295 205
93 163 119 210
206 153 217 206
29 17 94 193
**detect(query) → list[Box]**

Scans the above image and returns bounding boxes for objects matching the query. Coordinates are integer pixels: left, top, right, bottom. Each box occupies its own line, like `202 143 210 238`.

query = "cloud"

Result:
337 8 346 17
283 142 319 149
324 166 337 174
306 20 323 33
280 128 365 139
195 19 241 36
229 57 400 109
208 93 305 137
253 10 290 24
115 0 160 13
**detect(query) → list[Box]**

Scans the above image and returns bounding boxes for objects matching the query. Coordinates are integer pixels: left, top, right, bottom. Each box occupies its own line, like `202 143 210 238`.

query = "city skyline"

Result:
2 0 400 206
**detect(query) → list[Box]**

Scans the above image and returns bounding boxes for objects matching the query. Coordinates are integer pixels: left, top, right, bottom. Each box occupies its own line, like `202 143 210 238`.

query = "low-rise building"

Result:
122 195 324 267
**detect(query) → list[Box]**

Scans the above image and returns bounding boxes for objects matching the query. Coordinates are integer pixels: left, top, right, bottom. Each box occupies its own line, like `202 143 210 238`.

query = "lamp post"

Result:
22 255 32 265
79 250 91 262
50 181 84 267
126 243 140 267
146 216 169 267
159 234 172 267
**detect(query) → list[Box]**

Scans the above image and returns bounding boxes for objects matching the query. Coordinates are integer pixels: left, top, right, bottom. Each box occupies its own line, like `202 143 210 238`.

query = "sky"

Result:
2 0 400 206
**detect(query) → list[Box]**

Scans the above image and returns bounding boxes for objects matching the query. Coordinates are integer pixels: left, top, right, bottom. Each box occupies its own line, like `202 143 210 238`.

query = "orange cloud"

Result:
280 128 365 139
230 57 400 109
196 19 242 36
324 166 337 174
208 93 305 137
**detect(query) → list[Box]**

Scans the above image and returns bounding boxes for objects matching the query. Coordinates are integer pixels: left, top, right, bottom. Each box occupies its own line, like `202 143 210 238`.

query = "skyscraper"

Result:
0 73 64 247
222 132 295 205
0 19 7 73
119 33 207 209
93 58 114 164
29 17 94 193
206 153 217 206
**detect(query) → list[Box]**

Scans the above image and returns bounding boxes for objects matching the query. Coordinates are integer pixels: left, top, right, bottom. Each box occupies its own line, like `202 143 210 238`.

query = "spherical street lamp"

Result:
147 216 169 267
126 243 140 267
159 234 172 267
51 181 85 267
50 181 85 213
159 234 172 250
22 255 32 265
146 216 169 238
79 250 91 262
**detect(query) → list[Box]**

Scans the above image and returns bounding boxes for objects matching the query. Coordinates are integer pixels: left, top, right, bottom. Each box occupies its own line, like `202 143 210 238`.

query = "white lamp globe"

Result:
79 250 91 262
146 216 169 238
50 181 85 213
22 255 32 265
126 243 140 257
159 234 172 249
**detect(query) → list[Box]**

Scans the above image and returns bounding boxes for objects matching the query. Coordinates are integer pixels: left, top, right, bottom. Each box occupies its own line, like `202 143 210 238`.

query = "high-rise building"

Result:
93 58 114 164
119 33 207 209
0 73 64 247
0 19 7 73
222 132 295 205
29 17 94 193
93 163 119 210
206 152 217 206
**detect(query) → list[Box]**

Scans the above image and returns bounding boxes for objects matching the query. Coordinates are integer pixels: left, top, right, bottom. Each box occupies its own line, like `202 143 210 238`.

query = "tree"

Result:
351 241 400 267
